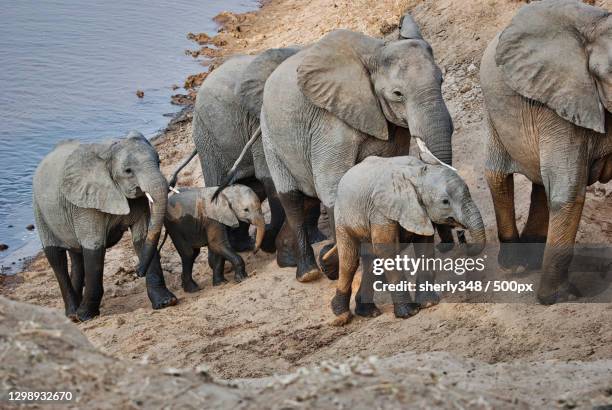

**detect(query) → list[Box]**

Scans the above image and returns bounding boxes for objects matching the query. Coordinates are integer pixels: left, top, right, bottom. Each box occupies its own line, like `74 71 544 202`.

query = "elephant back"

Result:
235 47 301 118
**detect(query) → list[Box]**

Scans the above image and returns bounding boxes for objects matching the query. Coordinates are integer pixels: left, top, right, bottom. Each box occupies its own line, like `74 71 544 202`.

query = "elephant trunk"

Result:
136 172 169 276
460 199 486 256
253 215 266 252
406 89 453 165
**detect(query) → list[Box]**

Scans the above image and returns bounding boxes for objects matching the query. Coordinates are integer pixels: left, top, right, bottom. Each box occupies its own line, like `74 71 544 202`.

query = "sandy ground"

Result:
2 0 612 407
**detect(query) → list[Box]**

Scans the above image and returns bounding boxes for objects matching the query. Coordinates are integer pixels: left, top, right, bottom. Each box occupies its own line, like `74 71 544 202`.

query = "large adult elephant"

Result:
33 132 175 321
480 0 612 304
258 14 455 283
171 47 323 266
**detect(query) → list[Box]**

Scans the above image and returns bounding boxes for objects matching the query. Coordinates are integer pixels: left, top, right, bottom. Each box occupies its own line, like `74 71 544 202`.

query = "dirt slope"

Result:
3 0 612 405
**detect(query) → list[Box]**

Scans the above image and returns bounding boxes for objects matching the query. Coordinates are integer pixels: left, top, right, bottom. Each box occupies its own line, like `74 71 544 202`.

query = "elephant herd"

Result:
32 0 612 323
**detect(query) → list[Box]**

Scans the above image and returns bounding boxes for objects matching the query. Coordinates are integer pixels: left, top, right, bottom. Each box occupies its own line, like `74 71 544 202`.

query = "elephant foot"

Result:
354 300 382 318
75 305 100 322
518 236 546 271
537 282 580 305
182 279 201 293
497 241 527 273
260 225 278 254
148 286 178 310
393 303 420 319
213 276 228 286
296 264 321 283
331 311 353 326
64 302 80 321
234 270 248 283
416 290 440 308
313 240 339 280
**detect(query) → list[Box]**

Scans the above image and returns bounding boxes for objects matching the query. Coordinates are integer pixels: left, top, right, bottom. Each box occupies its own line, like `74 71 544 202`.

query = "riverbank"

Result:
3 0 612 407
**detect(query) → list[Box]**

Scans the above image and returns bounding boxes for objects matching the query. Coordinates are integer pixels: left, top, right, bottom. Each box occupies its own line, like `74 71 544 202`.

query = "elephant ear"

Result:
61 143 130 215
206 192 239 228
495 0 607 133
297 29 388 140
236 47 301 118
372 169 434 236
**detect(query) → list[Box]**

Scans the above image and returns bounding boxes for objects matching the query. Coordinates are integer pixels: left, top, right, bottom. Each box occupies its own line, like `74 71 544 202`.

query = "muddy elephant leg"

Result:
279 190 320 282
305 198 325 243
208 251 228 286
207 223 248 283
354 244 382 318
330 227 360 326
68 250 84 306
520 183 549 270
372 224 419 318
44 246 79 320
168 229 201 293
315 205 338 280
76 248 106 321
145 253 178 309
261 177 285 253
486 170 521 270
413 234 440 308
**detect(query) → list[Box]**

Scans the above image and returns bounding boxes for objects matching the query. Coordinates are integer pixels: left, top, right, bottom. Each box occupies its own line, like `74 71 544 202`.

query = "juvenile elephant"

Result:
164 185 265 291
259 14 454 282
328 155 486 325
171 47 323 265
480 0 612 304
33 132 176 321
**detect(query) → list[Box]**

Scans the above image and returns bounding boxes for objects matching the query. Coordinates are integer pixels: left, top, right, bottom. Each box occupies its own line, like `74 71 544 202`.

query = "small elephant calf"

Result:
164 185 265 292
328 154 486 325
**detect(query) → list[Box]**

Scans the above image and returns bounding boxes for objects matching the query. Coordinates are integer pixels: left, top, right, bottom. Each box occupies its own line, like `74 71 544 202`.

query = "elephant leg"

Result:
77 248 106 321
261 177 285 253
485 169 521 271
315 205 339 280
435 224 455 253
167 229 200 292
520 183 549 270
278 190 320 282
275 220 297 268
305 198 325 244
413 235 440 308
371 224 419 319
44 246 79 320
330 227 359 326
354 244 382 318
68 250 84 306
145 253 178 310
208 251 227 286
207 223 247 283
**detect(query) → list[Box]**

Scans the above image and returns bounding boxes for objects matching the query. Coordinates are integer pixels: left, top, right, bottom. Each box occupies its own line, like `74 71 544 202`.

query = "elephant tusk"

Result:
170 186 180 194
145 192 155 204
415 137 458 172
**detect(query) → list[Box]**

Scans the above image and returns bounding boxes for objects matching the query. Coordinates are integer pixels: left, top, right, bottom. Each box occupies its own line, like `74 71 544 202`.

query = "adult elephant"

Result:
171 47 323 266
33 132 175 321
480 0 612 304
251 14 455 283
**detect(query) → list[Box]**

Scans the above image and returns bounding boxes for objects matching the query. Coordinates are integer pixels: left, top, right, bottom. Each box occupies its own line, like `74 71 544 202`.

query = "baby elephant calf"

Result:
165 184 265 292
329 154 486 325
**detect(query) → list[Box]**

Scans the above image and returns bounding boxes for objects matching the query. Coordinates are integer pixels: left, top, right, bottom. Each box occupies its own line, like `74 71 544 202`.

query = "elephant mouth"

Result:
444 217 465 229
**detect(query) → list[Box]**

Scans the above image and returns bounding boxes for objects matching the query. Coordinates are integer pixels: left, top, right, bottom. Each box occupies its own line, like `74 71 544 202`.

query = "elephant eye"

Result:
125 168 132 174
392 90 403 98
243 208 249 212
442 199 450 205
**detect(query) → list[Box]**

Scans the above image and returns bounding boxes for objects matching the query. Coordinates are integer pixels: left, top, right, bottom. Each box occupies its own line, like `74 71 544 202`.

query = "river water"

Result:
0 0 258 272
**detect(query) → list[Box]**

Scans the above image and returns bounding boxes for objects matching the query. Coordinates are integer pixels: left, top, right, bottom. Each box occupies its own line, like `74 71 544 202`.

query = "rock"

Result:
26 224 35 231
136 90 144 98
467 63 477 72
379 21 398 36
186 32 212 45
0 244 8 251
184 72 208 89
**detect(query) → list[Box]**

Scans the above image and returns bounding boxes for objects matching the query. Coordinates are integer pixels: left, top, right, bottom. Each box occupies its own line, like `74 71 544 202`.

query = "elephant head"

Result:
61 131 168 273
372 155 486 256
496 0 612 133
208 184 265 251
296 15 453 164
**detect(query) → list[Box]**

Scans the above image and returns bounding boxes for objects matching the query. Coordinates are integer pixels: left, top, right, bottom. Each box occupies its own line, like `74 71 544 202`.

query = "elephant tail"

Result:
322 244 338 262
212 125 262 201
168 148 198 189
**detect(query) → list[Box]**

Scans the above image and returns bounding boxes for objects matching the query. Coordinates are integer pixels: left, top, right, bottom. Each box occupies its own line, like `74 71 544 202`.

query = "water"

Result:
0 0 258 272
